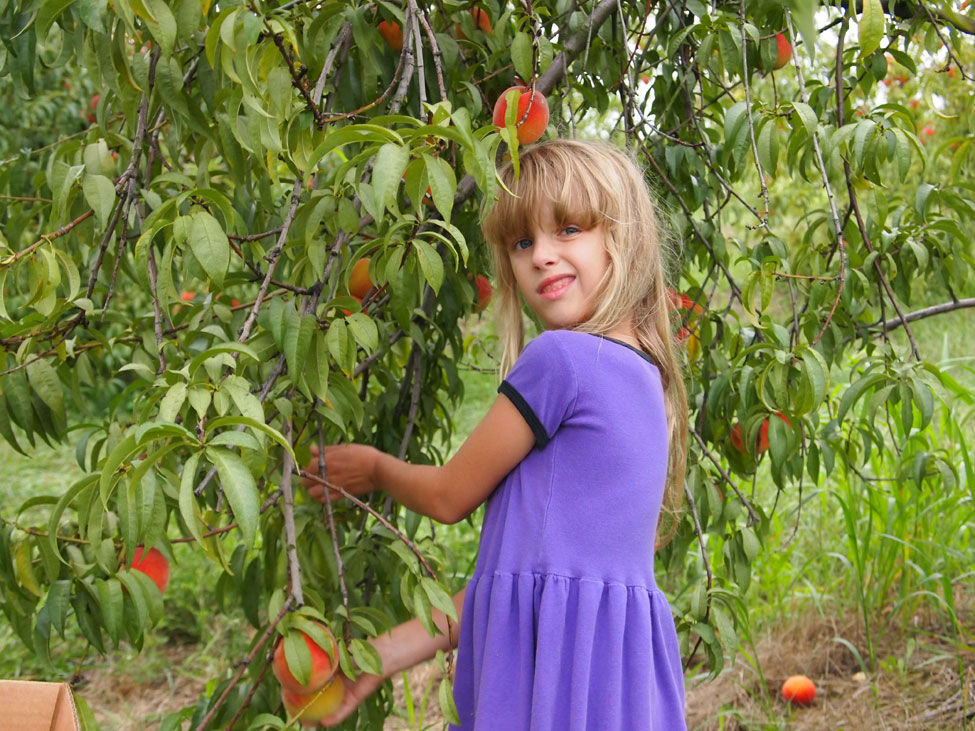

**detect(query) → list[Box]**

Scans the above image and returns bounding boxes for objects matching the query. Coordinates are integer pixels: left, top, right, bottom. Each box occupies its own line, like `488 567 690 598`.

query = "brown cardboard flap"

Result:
0 680 81 731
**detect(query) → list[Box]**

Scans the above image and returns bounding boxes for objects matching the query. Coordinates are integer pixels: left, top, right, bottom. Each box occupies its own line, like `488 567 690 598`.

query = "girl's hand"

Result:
319 671 385 726
301 443 380 503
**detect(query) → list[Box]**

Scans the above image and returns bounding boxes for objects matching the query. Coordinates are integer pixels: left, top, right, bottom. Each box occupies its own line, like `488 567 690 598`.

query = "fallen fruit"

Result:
130 546 170 593
773 33 792 70
781 674 816 705
492 86 549 145
281 678 346 726
273 622 338 694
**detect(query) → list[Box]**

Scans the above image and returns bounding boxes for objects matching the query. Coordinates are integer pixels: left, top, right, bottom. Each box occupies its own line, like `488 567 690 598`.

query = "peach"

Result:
473 274 492 313
272 622 337 694
348 258 373 299
130 547 170 593
773 33 792 70
781 674 815 705
492 86 549 145
281 679 345 726
378 20 403 51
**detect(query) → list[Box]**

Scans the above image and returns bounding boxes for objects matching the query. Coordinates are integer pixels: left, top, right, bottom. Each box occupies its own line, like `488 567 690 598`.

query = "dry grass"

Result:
70 606 974 730
74 645 206 730
686 609 975 730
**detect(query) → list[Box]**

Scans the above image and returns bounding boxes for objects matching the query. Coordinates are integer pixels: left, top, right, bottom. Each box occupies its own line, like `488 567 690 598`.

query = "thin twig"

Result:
281 421 304 607
690 428 760 525
193 595 295 731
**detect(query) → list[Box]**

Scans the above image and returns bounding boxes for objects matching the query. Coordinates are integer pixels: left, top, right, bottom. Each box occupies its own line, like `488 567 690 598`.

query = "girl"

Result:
302 138 689 729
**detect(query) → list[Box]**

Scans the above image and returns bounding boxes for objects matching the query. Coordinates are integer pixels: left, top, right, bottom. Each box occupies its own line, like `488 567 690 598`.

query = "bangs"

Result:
483 146 614 249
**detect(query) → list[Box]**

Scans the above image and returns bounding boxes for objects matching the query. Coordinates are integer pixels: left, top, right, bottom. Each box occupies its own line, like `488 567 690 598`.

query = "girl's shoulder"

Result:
528 330 656 369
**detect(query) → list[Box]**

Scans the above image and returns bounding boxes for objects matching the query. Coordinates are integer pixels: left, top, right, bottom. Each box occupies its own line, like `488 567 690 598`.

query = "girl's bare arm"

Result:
303 393 534 523
321 588 467 726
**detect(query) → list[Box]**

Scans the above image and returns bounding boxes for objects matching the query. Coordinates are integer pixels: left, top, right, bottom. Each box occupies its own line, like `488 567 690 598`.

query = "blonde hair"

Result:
481 139 689 543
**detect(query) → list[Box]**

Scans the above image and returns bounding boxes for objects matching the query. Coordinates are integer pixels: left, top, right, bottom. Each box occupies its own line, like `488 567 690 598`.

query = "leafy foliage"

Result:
1 0 973 727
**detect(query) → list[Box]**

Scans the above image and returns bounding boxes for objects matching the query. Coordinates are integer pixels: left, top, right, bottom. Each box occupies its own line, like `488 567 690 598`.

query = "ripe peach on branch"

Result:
281 678 346 727
129 546 170 594
493 86 549 145
272 621 338 694
773 32 792 70
348 258 374 299
378 20 403 51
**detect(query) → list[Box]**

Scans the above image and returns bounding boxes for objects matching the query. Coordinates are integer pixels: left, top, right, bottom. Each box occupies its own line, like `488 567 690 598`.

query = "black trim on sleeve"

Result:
497 381 550 448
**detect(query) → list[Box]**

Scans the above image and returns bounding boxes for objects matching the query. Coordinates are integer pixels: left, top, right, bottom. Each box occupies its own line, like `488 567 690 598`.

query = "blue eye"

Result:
562 225 581 235
513 238 532 251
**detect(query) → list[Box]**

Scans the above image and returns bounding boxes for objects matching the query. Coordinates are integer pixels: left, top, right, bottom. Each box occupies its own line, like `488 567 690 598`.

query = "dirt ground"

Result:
75 612 973 729
685 611 975 730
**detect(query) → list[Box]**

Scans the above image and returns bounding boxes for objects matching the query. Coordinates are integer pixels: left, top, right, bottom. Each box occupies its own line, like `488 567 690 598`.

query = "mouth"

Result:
537 275 574 300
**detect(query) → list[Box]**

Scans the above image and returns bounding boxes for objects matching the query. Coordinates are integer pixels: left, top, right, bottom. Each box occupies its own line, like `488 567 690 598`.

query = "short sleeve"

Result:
497 332 578 449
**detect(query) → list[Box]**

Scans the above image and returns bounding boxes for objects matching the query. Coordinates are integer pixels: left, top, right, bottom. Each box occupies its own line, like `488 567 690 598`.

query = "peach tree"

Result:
1 0 973 727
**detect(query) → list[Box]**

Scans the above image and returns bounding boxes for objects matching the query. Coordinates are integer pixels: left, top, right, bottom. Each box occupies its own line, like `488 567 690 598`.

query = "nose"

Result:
531 233 558 268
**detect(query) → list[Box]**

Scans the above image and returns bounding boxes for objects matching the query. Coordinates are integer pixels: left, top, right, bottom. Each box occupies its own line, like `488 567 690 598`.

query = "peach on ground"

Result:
781 674 816 705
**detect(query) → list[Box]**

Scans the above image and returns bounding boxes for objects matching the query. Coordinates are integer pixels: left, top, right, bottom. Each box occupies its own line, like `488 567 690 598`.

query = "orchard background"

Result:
2 0 974 728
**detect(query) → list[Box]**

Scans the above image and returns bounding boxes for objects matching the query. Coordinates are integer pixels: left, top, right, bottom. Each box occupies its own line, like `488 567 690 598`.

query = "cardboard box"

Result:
0 680 81 730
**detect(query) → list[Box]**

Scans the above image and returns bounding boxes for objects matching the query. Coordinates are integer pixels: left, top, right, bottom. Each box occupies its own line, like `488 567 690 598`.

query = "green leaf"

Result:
158 382 187 422
138 0 177 57
45 580 72 638
510 32 533 84
27 358 66 425
372 143 410 215
188 210 230 288
349 638 383 675
285 314 316 380
305 330 330 403
82 174 116 229
858 0 885 58
178 452 205 546
116 570 149 637
95 578 124 648
326 319 355 376
36 0 77 36
188 341 259 376
346 313 378 354
420 577 457 621
205 447 259 546
205 416 296 463
283 630 313 687
413 240 444 294
791 102 818 137
424 155 456 223
438 677 462 726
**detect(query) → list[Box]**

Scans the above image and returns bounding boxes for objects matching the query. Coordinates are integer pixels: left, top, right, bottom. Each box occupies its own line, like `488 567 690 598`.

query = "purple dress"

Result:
451 330 687 730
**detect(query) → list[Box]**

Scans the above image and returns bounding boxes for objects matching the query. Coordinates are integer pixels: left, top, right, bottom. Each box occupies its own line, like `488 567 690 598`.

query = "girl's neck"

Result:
604 323 640 349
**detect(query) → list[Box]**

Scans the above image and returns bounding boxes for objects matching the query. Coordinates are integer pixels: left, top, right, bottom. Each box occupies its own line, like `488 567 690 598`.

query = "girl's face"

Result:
506 201 610 330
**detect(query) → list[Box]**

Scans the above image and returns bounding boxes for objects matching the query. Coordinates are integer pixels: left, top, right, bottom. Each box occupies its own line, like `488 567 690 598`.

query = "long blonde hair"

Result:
481 139 689 541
